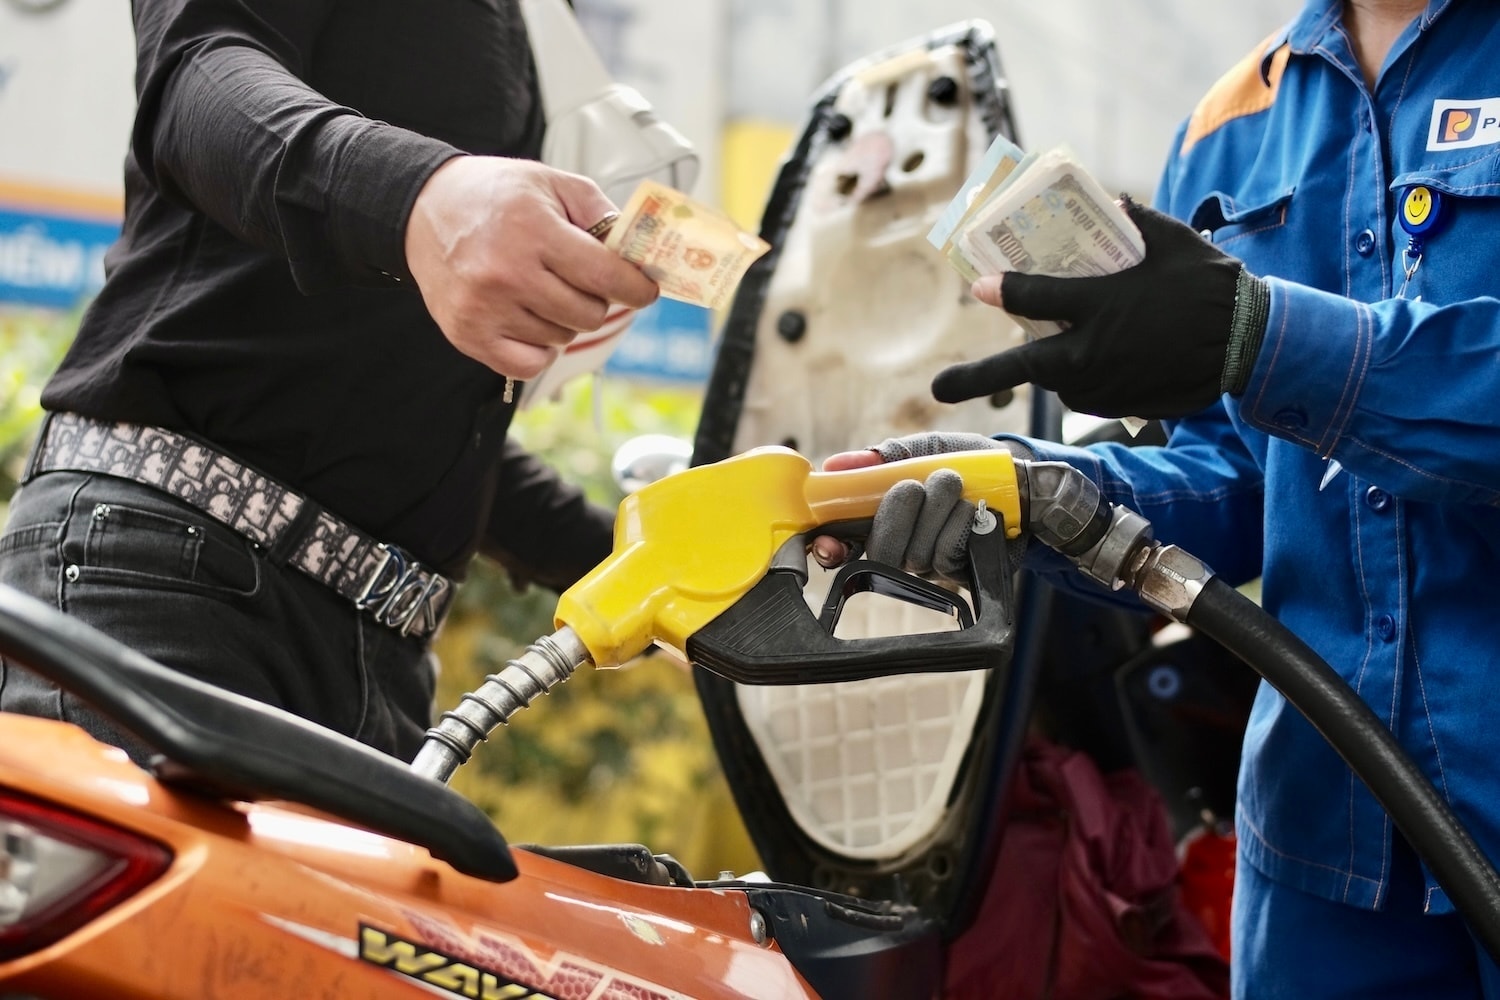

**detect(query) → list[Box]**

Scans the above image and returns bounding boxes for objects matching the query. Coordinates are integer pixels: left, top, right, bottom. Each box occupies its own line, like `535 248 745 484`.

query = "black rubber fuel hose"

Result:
1187 576 1500 964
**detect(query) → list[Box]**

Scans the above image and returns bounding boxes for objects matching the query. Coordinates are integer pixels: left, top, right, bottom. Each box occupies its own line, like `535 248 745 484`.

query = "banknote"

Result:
519 180 766 407
950 146 1144 340
940 144 1149 433
605 179 770 311
926 132 1032 278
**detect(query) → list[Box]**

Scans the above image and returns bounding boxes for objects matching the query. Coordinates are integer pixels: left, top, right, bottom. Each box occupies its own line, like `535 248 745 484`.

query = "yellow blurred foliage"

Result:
435 611 761 879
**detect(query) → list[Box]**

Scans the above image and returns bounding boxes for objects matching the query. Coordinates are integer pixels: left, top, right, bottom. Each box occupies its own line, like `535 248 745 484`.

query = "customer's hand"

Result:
405 156 660 379
932 198 1270 420
814 432 1031 581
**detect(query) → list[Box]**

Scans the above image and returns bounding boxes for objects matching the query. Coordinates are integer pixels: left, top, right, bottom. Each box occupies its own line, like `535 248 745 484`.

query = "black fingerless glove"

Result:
932 197 1272 420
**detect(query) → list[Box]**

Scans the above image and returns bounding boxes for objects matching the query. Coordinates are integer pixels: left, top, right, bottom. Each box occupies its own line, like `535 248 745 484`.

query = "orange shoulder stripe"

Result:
1180 34 1291 156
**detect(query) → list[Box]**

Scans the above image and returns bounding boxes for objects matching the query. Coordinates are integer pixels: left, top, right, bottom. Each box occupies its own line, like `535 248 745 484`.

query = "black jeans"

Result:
0 471 436 763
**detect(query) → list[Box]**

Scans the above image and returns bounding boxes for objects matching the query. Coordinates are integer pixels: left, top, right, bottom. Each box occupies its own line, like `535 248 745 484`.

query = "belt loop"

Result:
266 500 323 568
21 412 56 485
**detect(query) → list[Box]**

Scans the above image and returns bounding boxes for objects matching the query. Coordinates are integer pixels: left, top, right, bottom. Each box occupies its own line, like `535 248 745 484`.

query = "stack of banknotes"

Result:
520 179 769 407
927 136 1144 341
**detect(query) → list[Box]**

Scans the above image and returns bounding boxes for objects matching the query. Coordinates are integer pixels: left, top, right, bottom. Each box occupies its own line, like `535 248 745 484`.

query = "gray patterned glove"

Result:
863 433 1032 580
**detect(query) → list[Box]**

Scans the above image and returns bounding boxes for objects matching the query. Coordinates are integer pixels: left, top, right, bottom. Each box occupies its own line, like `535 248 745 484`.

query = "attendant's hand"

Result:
813 433 1031 581
405 156 659 378
933 199 1270 420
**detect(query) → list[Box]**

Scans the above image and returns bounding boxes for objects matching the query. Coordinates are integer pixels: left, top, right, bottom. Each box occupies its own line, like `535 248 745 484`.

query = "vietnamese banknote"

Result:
926 132 1032 280
605 179 770 311
938 141 1149 433
949 145 1145 342
519 180 768 407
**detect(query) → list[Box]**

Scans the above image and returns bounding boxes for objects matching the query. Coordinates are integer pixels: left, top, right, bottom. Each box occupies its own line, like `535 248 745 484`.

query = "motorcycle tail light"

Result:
0 789 172 962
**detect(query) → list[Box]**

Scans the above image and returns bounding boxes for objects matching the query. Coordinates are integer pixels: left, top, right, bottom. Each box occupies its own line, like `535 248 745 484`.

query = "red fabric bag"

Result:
943 737 1230 999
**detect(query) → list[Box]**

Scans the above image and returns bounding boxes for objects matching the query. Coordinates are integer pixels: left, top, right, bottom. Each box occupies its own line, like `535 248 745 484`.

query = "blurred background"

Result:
0 0 1297 878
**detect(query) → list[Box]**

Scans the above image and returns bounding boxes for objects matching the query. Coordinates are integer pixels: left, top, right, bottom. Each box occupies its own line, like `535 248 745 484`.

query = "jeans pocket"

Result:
65 484 261 598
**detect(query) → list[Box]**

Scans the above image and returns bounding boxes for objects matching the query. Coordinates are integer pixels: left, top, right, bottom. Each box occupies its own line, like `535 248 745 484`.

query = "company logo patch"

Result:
1427 99 1500 151
1439 107 1479 143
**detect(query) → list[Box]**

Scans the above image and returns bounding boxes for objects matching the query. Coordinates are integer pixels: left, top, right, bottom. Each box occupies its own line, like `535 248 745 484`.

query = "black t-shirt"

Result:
42 0 612 583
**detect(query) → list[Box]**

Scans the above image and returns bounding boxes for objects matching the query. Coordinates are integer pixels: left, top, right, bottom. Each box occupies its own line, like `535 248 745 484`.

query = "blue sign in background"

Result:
0 205 716 384
0 208 120 309
604 296 714 384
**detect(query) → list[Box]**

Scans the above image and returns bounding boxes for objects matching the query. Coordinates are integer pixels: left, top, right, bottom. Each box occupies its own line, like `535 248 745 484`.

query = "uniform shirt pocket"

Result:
1189 188 1295 247
1389 151 1500 304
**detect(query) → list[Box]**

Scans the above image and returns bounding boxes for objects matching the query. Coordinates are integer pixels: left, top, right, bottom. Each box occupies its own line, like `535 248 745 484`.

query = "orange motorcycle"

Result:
6 21 1500 999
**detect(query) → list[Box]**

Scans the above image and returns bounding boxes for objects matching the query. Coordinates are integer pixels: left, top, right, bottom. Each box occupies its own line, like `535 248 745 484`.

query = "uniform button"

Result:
1365 486 1391 511
1274 408 1307 431
1375 614 1397 642
1354 229 1376 256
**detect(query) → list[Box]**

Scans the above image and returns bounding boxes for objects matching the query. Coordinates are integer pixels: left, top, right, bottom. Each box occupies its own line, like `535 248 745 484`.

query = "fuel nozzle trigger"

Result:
685 513 1017 685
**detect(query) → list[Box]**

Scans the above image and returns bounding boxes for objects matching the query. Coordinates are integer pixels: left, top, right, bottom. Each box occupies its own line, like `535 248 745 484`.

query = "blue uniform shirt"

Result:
1014 0 1500 915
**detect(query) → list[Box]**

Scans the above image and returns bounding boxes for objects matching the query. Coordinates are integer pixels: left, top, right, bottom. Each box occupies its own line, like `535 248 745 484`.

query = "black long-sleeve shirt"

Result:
42 0 613 584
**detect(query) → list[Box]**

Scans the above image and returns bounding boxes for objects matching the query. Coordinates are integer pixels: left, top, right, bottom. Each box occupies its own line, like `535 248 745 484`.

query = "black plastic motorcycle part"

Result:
0 585 518 883
1114 628 1259 839
687 527 1014 685
518 842 693 887
696 574 1048 941
739 885 943 1000
689 20 1035 940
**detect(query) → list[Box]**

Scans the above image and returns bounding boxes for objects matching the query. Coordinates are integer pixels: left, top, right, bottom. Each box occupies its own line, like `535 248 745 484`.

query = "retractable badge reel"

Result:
1398 184 1443 300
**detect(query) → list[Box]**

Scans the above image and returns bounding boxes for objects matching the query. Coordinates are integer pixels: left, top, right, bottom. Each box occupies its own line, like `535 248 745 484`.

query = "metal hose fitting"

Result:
411 627 591 783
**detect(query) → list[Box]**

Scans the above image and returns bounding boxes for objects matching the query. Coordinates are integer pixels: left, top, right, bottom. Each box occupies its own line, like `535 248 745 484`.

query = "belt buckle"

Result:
353 543 454 639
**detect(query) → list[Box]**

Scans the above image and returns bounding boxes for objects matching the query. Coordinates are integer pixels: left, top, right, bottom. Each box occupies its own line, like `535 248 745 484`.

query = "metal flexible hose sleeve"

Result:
1186 576 1500 963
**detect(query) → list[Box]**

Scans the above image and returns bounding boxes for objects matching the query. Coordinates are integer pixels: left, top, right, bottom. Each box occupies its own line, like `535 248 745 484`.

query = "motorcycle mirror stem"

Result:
610 433 694 495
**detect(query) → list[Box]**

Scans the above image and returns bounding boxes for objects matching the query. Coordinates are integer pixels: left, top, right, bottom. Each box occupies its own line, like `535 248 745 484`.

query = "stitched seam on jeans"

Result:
0 523 60 555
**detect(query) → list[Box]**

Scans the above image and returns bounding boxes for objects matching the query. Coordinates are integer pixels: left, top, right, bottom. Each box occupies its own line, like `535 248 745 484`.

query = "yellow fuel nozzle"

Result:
554 445 1021 668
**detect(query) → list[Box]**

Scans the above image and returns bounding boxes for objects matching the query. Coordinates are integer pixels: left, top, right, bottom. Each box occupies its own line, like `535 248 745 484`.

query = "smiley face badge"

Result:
1401 185 1442 236
1397 185 1444 298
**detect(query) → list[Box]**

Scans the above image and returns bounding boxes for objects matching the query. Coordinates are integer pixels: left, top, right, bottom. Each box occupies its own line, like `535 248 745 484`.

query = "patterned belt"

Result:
27 413 455 640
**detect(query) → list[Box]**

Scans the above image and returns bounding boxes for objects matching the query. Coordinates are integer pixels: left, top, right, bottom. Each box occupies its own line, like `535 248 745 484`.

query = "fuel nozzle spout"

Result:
1012 460 1213 623
412 627 592 784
